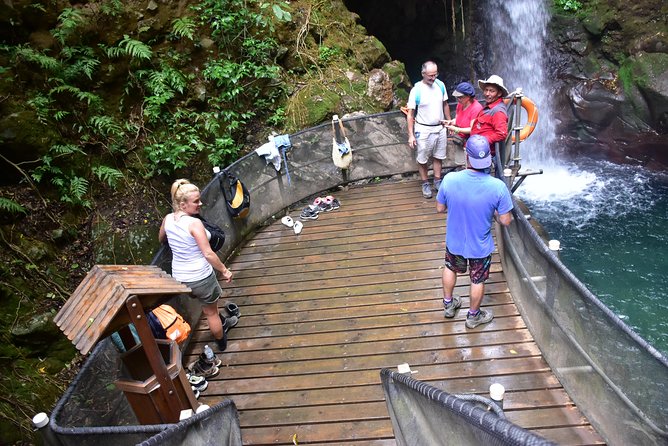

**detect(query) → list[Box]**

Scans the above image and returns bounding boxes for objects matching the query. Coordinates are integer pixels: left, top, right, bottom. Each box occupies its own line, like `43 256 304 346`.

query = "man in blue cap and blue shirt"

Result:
435 134 513 328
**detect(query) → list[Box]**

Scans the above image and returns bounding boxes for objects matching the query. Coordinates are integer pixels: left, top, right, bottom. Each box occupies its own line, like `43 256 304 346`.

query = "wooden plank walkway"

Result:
186 178 605 445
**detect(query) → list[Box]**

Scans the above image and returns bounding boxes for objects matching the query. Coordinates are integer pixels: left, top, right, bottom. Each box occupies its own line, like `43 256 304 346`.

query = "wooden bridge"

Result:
188 178 604 445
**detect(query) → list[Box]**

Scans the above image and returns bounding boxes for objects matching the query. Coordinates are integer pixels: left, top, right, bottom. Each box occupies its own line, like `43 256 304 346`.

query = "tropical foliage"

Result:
2 0 292 209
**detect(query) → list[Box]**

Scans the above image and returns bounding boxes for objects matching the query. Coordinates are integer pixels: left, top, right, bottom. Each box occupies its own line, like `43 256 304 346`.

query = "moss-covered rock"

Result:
624 52 668 131
285 83 342 130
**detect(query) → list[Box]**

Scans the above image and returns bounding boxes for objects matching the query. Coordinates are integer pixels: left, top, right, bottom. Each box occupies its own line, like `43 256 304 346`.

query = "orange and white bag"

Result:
152 304 191 345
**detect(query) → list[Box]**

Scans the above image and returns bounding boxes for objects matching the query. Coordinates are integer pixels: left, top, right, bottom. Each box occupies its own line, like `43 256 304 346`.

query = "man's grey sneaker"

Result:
465 309 494 329
421 182 432 199
224 302 240 318
433 178 442 191
443 296 461 318
223 315 239 333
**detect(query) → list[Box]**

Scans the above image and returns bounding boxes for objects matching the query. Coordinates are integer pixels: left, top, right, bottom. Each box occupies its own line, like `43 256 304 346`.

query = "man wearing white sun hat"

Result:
470 74 509 156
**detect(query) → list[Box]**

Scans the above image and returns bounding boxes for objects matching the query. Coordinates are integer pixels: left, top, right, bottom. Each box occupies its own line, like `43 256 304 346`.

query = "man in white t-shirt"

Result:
406 61 452 199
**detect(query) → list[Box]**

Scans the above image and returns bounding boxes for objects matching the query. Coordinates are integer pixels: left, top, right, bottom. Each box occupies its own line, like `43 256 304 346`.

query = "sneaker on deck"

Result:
188 359 220 378
443 296 461 318
187 373 209 392
433 178 442 192
196 349 221 367
300 206 319 220
324 195 340 210
465 309 494 329
421 182 432 199
222 315 239 333
224 302 240 318
313 197 333 212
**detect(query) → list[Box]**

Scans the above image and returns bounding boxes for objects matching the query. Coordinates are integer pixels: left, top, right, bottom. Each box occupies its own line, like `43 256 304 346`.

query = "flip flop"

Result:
293 220 303 234
281 216 294 227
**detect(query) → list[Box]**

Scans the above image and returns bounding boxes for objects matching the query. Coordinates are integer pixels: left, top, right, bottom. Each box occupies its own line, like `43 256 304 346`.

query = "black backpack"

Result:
218 170 250 219
193 214 226 251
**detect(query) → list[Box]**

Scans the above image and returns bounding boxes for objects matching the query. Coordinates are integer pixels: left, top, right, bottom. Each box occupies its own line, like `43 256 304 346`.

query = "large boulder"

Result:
366 68 393 110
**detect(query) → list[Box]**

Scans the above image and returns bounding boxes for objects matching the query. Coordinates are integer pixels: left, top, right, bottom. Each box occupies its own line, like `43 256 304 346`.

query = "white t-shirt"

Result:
407 81 448 134
164 214 212 282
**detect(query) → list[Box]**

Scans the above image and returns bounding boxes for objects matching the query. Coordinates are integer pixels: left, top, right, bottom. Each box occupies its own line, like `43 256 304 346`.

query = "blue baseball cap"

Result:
465 135 491 169
452 82 475 97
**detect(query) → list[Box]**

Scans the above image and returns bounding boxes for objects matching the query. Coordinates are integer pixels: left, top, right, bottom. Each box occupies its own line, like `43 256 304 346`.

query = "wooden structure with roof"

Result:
54 264 198 424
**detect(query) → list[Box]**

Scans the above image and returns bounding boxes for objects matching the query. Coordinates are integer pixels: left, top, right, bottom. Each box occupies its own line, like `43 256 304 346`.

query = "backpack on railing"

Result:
218 170 250 219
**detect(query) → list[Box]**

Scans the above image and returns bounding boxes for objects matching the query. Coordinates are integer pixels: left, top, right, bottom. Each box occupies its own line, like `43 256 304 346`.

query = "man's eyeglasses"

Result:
424 72 438 78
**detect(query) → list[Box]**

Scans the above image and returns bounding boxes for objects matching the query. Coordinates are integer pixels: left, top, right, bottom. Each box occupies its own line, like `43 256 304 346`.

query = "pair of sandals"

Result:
280 215 303 234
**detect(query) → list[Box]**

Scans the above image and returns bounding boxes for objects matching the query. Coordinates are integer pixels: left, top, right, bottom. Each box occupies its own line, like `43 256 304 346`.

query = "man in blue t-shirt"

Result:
435 135 513 329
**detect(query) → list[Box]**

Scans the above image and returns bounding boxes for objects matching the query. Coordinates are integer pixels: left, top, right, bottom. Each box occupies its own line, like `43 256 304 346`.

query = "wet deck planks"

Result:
188 179 605 446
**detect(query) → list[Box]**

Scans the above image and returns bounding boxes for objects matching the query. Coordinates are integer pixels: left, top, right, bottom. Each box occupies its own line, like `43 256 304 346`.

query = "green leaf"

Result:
0 197 26 215
171 17 196 40
92 165 124 188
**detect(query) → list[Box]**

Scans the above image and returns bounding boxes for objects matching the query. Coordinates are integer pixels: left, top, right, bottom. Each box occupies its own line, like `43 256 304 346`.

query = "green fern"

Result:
50 85 102 108
89 115 123 137
27 93 55 125
15 45 60 72
106 35 152 61
52 8 85 45
50 144 85 156
53 110 71 121
100 0 123 17
0 197 26 215
92 165 123 188
61 46 100 80
171 17 196 40
59 175 90 207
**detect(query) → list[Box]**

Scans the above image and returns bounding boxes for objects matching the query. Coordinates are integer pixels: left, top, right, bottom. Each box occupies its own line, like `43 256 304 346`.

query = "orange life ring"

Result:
505 96 538 142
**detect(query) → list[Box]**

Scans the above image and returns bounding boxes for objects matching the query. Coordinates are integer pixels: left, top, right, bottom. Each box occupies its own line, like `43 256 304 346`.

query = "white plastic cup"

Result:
548 240 560 251
397 363 411 374
503 168 512 177
32 412 49 429
489 383 505 408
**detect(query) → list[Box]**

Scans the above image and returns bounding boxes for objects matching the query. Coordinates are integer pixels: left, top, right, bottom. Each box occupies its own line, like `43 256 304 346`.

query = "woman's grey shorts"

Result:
184 270 222 305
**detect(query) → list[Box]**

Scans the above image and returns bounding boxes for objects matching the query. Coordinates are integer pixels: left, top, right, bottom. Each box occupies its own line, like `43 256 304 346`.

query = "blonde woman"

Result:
159 179 235 352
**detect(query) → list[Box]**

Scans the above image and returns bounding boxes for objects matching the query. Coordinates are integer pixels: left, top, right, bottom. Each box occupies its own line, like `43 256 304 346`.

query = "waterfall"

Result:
479 0 556 166
478 0 601 203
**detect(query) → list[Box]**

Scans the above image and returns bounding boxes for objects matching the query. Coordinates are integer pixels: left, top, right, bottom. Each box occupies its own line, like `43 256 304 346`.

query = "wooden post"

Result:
125 295 182 423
